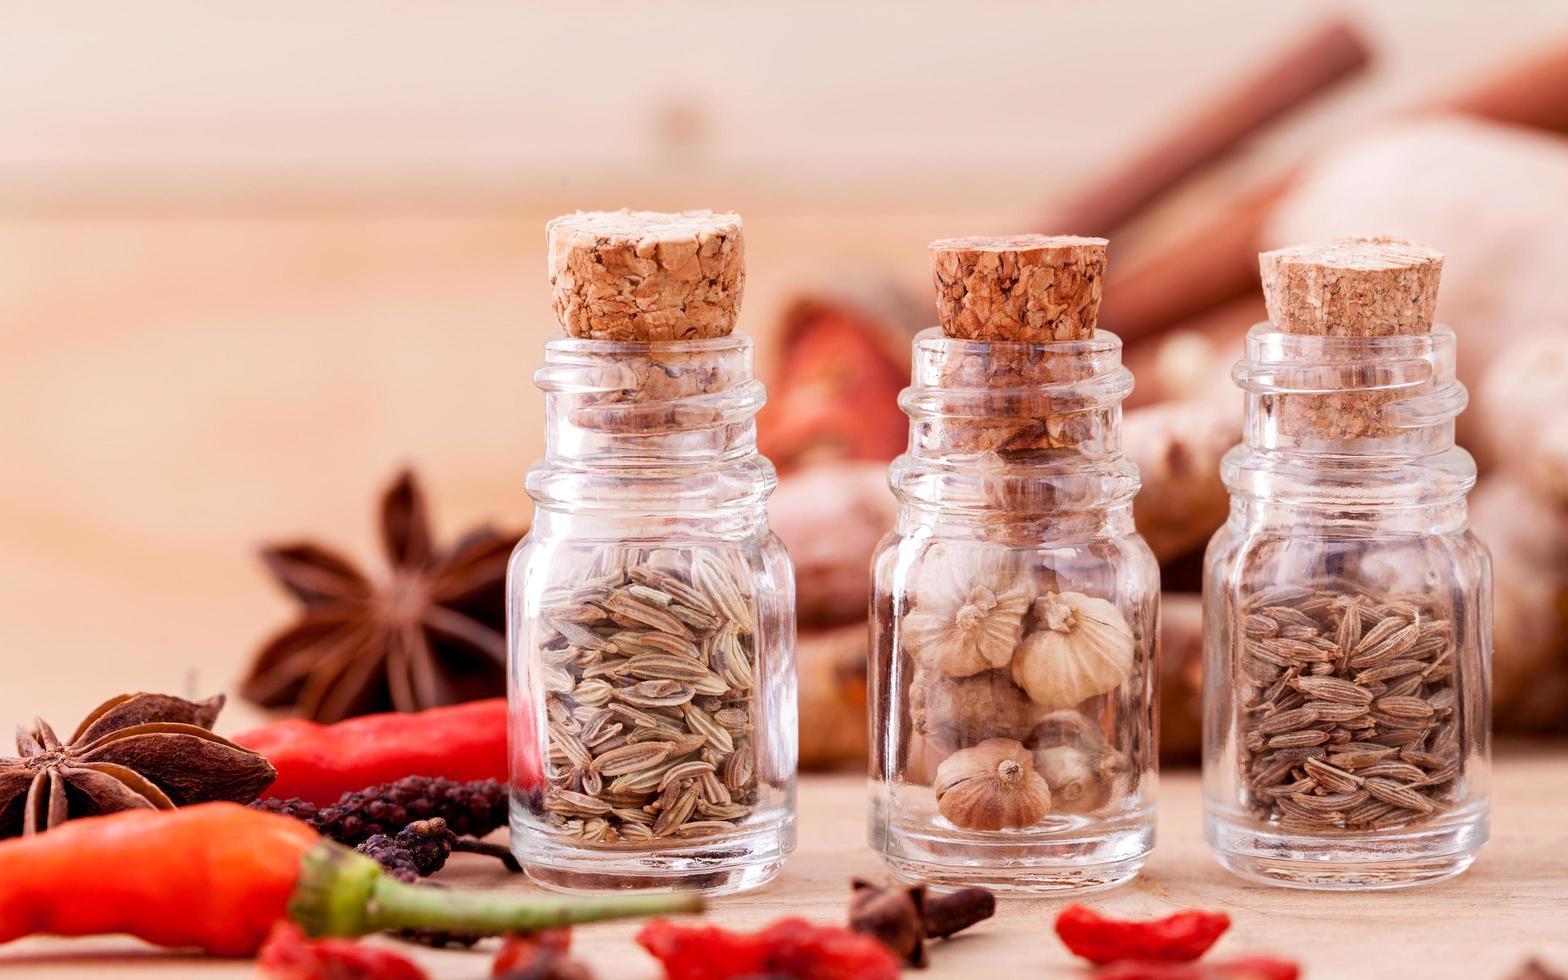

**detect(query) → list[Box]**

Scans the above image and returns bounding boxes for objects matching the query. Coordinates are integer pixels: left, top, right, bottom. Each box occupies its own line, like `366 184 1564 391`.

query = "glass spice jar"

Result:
507 211 797 895
1203 239 1491 889
869 236 1159 893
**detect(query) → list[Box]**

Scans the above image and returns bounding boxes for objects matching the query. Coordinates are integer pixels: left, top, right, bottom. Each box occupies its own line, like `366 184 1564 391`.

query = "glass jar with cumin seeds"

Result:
507 210 796 895
869 236 1159 893
1203 239 1491 889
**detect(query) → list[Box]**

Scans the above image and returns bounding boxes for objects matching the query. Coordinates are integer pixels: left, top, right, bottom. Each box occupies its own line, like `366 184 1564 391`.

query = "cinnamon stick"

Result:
1041 19 1369 237
1102 35 1568 341
1443 38 1568 133
1122 295 1263 408
1099 178 1290 341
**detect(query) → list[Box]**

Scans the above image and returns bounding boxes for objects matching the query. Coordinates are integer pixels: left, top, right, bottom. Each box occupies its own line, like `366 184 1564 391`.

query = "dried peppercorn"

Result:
0 803 700 956
354 817 521 951
257 921 428 980
1093 956 1300 980
252 775 509 845
1055 904 1231 965
357 817 519 882
237 699 516 806
637 917 900 980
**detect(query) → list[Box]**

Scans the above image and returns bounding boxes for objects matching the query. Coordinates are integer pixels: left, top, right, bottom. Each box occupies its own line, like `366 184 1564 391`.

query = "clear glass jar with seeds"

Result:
508 211 796 895
868 237 1159 893
1202 239 1491 889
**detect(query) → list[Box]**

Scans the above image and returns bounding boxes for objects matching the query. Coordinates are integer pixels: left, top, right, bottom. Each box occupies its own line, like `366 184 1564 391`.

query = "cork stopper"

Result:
547 209 745 341
929 235 1107 342
1260 237 1443 337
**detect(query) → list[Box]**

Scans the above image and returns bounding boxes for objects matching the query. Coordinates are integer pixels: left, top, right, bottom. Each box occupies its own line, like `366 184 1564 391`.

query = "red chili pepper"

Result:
638 917 900 980
237 699 518 805
492 928 581 978
1094 956 1300 980
1055 904 1232 965
257 921 428 980
0 803 699 957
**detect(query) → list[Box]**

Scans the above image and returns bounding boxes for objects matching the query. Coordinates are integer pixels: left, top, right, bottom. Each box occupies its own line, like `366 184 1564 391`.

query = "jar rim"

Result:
1245 321 1456 355
912 325 1123 356
544 331 755 356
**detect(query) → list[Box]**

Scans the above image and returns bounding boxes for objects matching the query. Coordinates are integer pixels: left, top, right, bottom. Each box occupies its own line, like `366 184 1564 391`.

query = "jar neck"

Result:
888 327 1139 532
1224 323 1475 530
1220 454 1479 533
1235 322 1466 454
894 498 1137 543
526 332 775 524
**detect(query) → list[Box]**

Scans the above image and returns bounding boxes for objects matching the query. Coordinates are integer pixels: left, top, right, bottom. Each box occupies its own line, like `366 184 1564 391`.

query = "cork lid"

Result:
547 209 745 341
1260 237 1443 337
929 235 1107 342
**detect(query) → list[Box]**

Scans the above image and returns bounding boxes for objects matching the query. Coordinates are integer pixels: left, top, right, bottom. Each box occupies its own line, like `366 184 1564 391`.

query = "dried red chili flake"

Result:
1094 956 1300 980
257 921 428 980
637 917 900 980
493 928 592 979
1055 904 1231 965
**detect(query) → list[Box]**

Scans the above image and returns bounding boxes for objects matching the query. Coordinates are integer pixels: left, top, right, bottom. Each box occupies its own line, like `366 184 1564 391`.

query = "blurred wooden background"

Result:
4 0 1568 729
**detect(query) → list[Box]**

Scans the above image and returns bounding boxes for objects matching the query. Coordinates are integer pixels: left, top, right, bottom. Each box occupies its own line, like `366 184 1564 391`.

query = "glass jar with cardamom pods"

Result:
869 236 1159 893
1203 239 1491 889
507 211 796 895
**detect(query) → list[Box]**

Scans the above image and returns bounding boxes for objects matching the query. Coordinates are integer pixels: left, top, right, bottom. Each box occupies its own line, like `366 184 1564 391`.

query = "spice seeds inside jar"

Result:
534 547 759 845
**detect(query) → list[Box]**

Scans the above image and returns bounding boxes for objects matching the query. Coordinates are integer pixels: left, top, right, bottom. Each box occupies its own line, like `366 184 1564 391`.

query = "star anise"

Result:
241 469 522 722
0 692 277 837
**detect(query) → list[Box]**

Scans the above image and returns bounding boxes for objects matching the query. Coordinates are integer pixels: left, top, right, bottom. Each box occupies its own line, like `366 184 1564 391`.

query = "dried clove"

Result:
848 878 995 967
924 886 996 940
849 878 928 966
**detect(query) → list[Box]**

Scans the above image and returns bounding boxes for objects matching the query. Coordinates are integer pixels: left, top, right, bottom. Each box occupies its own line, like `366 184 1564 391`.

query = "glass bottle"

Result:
1203 239 1491 889
508 211 796 895
869 236 1159 893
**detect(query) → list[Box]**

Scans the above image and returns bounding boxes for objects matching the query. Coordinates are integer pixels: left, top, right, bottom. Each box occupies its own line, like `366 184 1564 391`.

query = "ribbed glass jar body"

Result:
1203 324 1491 889
869 328 1159 894
507 334 797 895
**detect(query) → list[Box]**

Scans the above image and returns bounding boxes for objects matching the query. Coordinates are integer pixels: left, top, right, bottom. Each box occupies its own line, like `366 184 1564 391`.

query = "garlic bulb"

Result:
1033 743 1131 815
1025 711 1134 814
911 667 1036 751
933 738 1051 830
901 552 1030 678
1011 592 1135 708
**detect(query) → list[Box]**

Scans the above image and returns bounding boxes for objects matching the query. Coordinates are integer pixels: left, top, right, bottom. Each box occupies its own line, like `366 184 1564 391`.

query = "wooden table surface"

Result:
2 753 1564 979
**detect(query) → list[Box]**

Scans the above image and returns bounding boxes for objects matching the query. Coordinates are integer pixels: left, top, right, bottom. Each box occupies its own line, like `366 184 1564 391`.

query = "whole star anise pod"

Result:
241 469 522 722
0 692 278 837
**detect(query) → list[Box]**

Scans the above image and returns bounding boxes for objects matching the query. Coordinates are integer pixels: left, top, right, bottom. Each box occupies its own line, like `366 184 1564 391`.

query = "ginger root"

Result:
1468 330 1568 732
1469 476 1568 732
1267 117 1568 463
797 621 872 770
1158 592 1205 762
770 461 900 629
1126 402 1240 563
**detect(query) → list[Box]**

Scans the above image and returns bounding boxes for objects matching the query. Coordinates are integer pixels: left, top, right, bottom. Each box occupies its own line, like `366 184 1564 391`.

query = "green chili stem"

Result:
364 875 701 934
289 840 701 939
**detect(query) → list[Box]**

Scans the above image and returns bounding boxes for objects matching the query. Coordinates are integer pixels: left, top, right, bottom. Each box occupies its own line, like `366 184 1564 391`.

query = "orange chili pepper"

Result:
0 803 699 957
